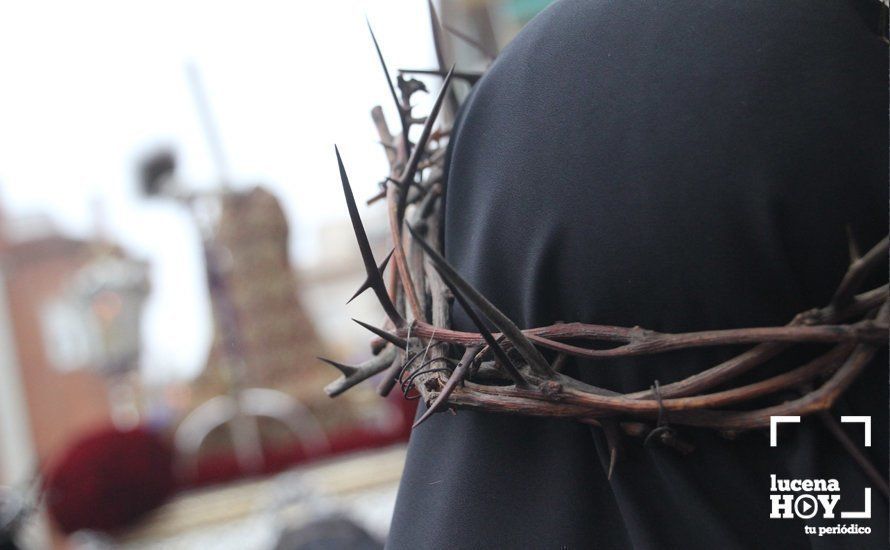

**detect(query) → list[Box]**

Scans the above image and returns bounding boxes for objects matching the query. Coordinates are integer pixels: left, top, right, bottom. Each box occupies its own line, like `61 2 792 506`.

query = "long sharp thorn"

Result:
325 346 398 397
367 19 412 157
366 19 401 118
347 249 394 304
318 356 358 378
427 0 447 72
335 146 405 327
412 367 463 428
601 419 622 480
846 225 861 263
366 189 386 205
832 235 889 309
427 0 459 115
396 65 455 222
443 23 497 60
399 68 483 84
435 267 526 385
400 65 455 183
458 293 526 385
353 318 408 349
413 346 479 428
407 223 553 377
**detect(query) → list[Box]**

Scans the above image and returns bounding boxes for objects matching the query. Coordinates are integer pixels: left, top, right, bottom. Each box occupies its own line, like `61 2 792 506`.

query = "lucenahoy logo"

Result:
768 415 874 537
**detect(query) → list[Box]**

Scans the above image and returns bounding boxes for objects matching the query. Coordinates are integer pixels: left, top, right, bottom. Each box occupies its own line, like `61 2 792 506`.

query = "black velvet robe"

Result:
388 1 888 548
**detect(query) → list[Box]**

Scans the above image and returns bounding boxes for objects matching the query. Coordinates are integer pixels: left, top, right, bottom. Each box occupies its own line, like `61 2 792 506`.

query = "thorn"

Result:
368 18 412 157
406 223 553 377
353 318 408 349
398 68 483 84
846 225 861 263
427 0 461 116
396 74 428 107
831 235 889 309
417 185 442 218
396 65 456 223
366 18 402 118
324 346 398 397
434 263 526 386
443 23 497 60
366 176 402 205
366 189 386 205
601 419 622 480
335 146 405 327
346 249 394 304
428 0 447 71
318 356 358 377
413 346 480 428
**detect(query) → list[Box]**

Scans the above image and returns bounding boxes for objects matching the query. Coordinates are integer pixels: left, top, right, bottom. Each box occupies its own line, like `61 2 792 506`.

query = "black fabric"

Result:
387 1 888 548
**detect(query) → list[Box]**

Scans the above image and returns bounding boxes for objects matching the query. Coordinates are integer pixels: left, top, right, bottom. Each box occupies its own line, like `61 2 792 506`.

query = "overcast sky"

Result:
0 0 437 382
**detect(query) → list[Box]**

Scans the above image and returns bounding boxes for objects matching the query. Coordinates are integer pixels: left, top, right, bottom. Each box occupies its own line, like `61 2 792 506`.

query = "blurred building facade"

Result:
0 213 147 487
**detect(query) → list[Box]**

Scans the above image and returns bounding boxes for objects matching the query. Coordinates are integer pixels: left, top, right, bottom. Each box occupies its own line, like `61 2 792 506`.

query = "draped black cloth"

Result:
387 1 888 548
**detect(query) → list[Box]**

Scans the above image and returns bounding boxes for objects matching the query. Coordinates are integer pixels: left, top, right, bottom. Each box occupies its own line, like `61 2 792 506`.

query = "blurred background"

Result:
0 1 551 548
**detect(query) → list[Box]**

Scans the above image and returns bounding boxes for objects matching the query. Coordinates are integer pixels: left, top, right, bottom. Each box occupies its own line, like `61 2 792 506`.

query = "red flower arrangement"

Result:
44 426 175 534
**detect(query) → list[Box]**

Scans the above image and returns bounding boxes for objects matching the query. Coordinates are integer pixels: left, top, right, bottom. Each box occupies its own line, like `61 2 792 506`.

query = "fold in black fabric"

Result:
388 1 888 548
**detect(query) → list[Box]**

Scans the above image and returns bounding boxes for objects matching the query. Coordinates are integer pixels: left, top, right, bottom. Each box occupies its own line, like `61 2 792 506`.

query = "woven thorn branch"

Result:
321 9 889 490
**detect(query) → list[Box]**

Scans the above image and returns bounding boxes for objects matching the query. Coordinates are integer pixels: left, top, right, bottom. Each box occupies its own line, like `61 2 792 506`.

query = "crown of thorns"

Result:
321 11 889 489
